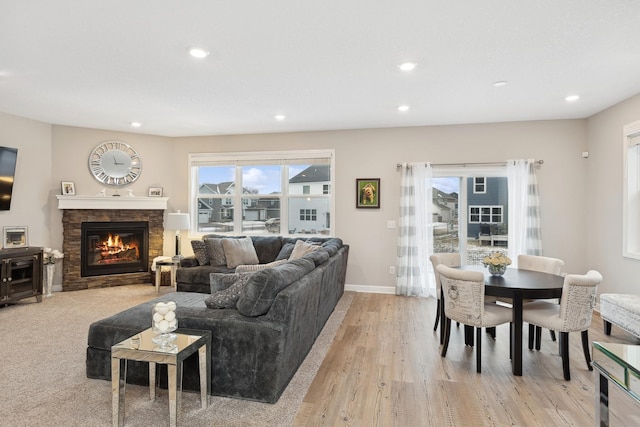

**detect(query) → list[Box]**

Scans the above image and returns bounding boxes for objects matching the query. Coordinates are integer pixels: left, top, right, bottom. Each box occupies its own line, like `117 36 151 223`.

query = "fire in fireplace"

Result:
81 221 149 277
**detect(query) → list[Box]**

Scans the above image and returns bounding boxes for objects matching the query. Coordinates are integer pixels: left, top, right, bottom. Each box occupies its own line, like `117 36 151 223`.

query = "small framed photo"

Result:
61 181 76 195
3 226 28 249
356 178 380 209
148 187 163 197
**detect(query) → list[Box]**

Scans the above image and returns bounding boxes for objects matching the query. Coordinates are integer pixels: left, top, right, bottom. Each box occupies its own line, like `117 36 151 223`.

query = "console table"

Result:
592 341 640 426
111 328 211 427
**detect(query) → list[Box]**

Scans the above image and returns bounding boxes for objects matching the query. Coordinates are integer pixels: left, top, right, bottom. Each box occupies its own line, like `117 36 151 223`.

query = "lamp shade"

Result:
166 212 190 230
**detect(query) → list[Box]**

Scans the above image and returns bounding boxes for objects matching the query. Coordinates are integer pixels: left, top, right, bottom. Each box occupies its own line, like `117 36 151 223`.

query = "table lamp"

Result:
166 210 191 260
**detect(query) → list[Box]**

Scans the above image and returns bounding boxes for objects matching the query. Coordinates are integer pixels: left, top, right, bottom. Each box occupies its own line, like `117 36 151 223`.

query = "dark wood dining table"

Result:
456 265 565 376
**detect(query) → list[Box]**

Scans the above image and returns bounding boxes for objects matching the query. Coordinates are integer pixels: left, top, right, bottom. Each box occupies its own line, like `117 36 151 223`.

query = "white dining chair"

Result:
429 253 461 344
505 255 564 347
522 270 602 380
437 265 512 373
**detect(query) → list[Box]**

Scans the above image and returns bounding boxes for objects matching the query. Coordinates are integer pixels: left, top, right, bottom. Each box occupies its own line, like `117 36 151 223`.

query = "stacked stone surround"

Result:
61 209 164 291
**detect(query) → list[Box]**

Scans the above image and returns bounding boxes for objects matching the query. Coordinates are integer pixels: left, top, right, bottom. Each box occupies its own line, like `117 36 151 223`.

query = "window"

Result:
623 120 640 259
474 177 486 193
432 170 508 265
190 150 334 236
469 206 503 223
300 209 317 221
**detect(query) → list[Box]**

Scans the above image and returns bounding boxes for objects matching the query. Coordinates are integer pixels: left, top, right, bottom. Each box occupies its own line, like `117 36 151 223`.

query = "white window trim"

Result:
623 120 640 259
473 177 487 194
189 149 335 237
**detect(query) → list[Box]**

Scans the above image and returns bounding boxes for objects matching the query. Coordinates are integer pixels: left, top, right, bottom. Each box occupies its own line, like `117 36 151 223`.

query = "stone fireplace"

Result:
58 195 168 291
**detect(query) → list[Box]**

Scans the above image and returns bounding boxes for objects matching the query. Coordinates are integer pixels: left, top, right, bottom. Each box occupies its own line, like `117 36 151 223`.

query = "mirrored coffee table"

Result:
592 341 640 427
111 328 211 427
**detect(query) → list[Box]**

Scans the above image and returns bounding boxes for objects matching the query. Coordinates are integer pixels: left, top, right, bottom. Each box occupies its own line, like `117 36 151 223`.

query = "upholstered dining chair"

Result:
501 255 564 347
437 265 512 373
522 270 603 380
429 253 461 344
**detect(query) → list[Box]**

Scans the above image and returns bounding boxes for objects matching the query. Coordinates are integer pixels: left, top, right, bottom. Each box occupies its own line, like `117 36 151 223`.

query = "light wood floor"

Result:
293 292 640 427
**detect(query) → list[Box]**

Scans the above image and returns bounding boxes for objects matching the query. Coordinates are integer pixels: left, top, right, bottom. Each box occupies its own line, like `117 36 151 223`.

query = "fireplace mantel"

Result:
57 195 169 210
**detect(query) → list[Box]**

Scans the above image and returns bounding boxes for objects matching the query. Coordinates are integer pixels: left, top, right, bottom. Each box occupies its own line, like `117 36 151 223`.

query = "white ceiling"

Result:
1 1 639 137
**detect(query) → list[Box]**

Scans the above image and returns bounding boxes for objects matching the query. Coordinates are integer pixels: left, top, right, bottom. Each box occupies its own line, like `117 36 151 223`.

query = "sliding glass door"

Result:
432 168 509 265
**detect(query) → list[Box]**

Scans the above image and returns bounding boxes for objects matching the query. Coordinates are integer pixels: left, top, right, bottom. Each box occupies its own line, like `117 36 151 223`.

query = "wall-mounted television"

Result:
0 146 18 210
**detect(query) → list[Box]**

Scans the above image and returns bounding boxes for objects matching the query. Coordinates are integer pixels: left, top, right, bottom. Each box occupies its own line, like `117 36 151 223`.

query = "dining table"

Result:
456 265 565 376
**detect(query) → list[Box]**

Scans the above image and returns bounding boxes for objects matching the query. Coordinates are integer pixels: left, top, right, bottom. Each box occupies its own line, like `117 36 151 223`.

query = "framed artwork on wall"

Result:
148 187 163 197
61 181 75 195
3 226 28 248
356 178 380 209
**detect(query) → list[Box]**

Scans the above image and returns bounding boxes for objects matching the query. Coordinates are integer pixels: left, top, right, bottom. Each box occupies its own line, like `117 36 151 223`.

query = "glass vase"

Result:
487 264 507 276
44 263 55 297
151 301 177 347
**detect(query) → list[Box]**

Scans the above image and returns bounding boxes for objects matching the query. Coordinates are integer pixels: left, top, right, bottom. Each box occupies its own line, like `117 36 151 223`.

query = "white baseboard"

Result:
344 283 396 294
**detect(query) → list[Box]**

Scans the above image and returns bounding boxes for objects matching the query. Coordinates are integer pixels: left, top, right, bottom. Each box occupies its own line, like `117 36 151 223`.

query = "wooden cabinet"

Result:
0 247 43 304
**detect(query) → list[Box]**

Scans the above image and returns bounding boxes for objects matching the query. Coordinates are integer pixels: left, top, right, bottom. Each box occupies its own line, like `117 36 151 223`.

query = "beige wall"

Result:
587 92 640 295
48 119 590 292
8 93 639 294
0 112 52 247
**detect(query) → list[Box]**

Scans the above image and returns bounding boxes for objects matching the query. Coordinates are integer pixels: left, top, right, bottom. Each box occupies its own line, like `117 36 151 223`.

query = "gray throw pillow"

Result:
222 236 259 268
191 240 210 265
205 273 254 309
210 272 253 293
204 238 227 267
275 242 295 261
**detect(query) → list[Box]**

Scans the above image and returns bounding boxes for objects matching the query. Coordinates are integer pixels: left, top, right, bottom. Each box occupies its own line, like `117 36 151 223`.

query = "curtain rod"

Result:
396 159 544 169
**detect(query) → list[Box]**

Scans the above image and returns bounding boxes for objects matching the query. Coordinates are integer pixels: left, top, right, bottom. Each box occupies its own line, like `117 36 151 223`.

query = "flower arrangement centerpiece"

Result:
482 252 511 276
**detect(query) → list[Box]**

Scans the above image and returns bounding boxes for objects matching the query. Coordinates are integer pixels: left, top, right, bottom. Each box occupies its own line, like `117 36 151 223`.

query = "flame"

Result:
98 234 139 258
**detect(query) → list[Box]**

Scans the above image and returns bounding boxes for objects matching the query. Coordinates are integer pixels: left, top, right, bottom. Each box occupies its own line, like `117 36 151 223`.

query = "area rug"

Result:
0 285 353 427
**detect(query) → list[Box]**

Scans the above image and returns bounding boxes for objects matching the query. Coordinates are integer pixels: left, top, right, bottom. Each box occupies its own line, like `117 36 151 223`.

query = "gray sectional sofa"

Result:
85 235 348 403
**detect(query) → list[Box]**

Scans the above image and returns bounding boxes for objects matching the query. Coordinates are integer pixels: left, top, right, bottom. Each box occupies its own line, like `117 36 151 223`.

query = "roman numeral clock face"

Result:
89 141 142 186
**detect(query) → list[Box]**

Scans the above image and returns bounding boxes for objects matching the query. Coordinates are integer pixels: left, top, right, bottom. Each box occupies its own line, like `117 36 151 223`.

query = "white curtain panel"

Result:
396 162 434 297
507 159 543 265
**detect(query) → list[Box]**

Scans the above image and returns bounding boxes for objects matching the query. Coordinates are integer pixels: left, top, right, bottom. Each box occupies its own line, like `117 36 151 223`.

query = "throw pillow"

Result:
204 238 227 267
210 272 253 293
205 273 254 309
275 242 295 261
190 240 210 265
235 259 288 273
222 236 259 268
289 239 322 260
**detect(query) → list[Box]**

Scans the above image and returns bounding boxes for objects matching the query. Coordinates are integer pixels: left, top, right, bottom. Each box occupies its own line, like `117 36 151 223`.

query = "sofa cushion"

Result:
289 239 323 260
321 238 343 257
191 240 210 265
222 237 259 268
249 236 283 264
204 238 227 267
205 273 254 309
235 259 288 273
276 242 295 261
237 257 315 317
302 248 330 266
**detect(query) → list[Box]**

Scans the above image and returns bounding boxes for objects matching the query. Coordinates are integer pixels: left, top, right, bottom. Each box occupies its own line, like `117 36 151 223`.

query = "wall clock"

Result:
89 141 142 186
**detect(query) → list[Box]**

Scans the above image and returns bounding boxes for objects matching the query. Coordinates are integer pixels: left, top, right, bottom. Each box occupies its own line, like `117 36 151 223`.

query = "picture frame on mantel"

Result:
61 181 76 195
148 187 163 197
3 226 28 249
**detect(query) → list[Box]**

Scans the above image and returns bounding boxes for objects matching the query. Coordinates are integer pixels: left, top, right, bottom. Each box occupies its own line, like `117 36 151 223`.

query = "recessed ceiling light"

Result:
130 122 141 128
275 114 286 121
398 62 417 71
565 94 580 102
188 47 210 58
493 80 508 87
398 105 410 112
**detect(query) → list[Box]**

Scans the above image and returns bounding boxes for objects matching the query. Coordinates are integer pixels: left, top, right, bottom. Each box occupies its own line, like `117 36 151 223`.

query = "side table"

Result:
155 260 180 293
592 341 640 427
111 328 211 427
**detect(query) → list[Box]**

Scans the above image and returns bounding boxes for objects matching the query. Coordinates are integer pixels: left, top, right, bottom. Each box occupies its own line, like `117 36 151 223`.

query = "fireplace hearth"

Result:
81 221 148 277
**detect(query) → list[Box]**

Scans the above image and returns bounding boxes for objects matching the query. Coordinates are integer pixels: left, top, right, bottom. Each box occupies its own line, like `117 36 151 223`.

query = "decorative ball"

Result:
164 311 176 322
